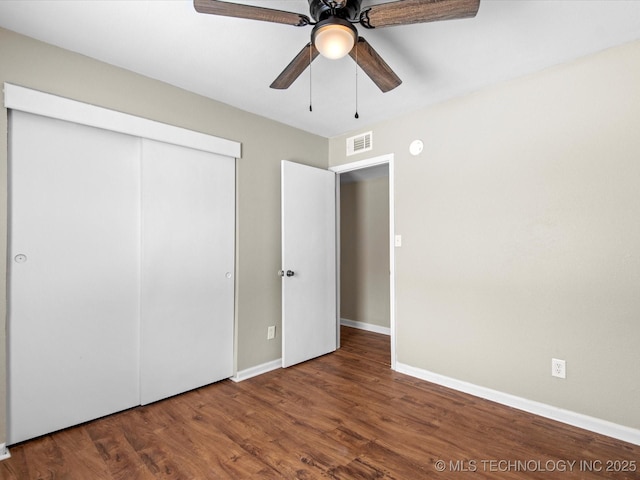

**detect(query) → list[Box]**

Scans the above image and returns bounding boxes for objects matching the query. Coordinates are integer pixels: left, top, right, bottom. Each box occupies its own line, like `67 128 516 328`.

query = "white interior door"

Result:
281 161 337 368
140 139 235 404
8 112 141 444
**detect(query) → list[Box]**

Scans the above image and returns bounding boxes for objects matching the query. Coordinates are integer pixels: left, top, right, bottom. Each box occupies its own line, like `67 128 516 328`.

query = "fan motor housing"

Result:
308 0 363 22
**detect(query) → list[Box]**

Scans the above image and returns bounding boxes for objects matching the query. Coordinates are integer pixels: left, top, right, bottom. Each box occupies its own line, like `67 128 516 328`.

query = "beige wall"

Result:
330 40 640 429
340 177 390 328
0 27 328 443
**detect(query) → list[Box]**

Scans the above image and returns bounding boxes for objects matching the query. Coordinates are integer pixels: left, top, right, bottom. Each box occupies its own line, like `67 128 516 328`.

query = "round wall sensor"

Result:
409 140 423 156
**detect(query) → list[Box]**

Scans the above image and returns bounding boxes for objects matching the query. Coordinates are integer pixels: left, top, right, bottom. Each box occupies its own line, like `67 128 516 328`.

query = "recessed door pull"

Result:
278 269 295 277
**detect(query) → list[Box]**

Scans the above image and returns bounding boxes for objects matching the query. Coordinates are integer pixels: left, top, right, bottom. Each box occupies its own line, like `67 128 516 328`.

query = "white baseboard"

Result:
341 318 390 336
395 362 640 446
231 358 282 382
0 443 10 461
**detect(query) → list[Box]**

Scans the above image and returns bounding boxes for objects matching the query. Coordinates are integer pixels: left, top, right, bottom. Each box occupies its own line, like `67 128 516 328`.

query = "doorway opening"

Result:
331 154 395 369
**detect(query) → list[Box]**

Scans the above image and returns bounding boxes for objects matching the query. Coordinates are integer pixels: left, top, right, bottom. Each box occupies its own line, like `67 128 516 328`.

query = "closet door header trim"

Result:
3 83 241 158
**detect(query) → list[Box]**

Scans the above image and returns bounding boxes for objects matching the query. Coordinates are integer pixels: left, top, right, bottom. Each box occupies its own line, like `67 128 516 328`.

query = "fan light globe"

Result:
312 19 357 60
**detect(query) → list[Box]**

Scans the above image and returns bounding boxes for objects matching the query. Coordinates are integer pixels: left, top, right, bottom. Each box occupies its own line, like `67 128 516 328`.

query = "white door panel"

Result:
140 140 235 404
8 112 141 444
281 161 337 368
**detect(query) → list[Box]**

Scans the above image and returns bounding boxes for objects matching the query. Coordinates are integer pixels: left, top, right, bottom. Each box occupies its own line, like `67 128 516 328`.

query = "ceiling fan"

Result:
194 0 480 92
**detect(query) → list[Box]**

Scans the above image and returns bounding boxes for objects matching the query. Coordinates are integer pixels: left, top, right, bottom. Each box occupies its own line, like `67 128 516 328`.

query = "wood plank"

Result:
85 414 158 480
3 326 639 479
0 445 30 480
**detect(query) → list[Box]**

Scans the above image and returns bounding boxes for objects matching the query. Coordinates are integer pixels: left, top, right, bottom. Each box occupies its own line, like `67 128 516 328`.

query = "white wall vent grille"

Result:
346 131 373 156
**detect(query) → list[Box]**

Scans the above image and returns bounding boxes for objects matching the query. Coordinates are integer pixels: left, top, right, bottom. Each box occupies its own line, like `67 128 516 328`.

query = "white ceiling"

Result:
1 1 640 138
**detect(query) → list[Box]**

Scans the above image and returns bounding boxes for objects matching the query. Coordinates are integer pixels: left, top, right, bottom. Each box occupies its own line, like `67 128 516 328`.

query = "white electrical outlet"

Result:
267 326 276 340
552 358 566 379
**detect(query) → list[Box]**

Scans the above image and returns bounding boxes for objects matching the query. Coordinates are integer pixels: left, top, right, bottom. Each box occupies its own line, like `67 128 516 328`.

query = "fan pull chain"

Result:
354 40 359 119
309 43 313 112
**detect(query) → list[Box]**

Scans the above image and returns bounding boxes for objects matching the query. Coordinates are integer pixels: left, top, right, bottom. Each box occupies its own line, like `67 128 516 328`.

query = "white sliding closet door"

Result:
140 139 235 405
8 111 141 444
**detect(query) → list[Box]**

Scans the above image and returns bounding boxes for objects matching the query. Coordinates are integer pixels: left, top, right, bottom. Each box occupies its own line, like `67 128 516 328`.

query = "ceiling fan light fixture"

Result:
311 18 357 60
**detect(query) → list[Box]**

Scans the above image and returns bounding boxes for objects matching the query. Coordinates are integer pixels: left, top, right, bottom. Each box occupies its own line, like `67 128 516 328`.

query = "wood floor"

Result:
2 326 639 479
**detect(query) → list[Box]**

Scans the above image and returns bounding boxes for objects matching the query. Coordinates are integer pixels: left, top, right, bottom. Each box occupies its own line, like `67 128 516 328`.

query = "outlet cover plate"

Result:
552 358 566 379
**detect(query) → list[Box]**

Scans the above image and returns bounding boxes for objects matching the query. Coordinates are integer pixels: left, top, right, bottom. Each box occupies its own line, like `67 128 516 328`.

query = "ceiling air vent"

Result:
346 131 372 156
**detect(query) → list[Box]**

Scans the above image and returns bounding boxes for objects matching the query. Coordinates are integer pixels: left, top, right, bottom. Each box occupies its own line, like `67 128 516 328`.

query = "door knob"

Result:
286 270 295 277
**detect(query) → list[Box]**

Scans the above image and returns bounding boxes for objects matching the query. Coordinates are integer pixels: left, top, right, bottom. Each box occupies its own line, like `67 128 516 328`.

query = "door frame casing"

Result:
330 153 396 370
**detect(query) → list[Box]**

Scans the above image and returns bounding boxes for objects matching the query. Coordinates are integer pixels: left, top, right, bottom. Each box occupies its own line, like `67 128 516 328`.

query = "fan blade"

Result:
271 43 320 89
349 37 402 92
360 0 480 29
194 0 311 27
